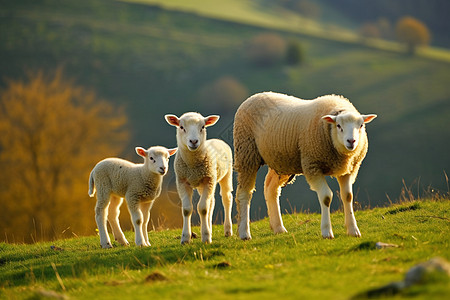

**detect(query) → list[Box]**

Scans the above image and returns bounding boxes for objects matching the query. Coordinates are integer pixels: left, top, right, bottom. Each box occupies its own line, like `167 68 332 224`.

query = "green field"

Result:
1 199 449 299
1 0 450 240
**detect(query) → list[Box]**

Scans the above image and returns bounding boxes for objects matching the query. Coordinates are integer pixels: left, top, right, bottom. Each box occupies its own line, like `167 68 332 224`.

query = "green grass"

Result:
1 199 449 299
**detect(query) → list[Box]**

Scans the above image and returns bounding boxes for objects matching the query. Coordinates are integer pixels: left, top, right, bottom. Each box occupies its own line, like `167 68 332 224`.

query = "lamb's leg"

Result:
337 175 361 237
126 198 147 247
264 168 289 234
177 179 194 245
197 179 215 244
95 192 113 248
140 201 153 246
235 170 258 240
107 196 129 246
306 175 334 239
219 170 233 237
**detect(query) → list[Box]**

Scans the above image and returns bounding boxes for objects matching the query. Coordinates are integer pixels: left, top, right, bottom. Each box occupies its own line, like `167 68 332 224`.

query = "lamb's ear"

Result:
362 114 377 124
322 115 337 123
168 148 177 156
135 147 148 158
204 115 220 127
165 114 180 127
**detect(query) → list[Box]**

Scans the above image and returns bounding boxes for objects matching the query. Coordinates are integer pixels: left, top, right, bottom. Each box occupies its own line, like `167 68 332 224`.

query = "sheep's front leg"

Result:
95 192 113 248
337 175 361 237
236 170 258 240
264 168 289 234
107 196 129 246
126 197 147 247
177 179 194 245
307 175 334 239
198 179 215 244
140 201 153 246
219 171 233 237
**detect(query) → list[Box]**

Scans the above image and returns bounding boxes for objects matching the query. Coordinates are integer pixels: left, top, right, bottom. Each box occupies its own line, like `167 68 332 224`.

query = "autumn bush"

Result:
0 69 129 242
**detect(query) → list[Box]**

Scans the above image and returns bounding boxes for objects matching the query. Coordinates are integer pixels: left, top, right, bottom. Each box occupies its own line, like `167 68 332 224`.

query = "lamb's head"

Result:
136 146 177 175
322 112 377 152
165 112 220 152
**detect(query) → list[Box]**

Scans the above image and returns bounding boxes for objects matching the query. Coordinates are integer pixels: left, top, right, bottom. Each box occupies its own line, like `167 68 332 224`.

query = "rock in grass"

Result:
145 271 168 282
352 257 450 299
375 242 399 249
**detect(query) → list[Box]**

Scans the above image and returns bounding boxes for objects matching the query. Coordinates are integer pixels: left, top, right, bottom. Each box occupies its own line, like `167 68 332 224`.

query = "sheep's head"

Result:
165 112 220 152
136 146 177 175
322 112 377 152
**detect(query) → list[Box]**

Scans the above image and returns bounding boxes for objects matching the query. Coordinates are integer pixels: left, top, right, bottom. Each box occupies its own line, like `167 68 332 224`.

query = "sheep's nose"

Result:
347 139 356 146
159 166 166 174
190 139 198 145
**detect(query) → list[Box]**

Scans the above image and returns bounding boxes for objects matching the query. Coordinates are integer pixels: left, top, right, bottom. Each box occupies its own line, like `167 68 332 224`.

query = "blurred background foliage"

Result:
0 0 449 242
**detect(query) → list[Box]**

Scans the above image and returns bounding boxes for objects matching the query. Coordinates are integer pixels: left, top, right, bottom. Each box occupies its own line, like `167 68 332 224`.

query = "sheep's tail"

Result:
88 170 96 197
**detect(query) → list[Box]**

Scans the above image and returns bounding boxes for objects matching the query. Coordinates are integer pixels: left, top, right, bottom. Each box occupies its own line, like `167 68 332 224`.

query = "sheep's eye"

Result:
200 125 205 132
360 124 364 128
180 126 184 130
150 157 154 161
337 124 342 130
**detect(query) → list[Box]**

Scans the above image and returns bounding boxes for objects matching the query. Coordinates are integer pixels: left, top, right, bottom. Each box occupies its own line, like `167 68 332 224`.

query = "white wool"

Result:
165 112 233 244
233 92 376 240
88 146 176 248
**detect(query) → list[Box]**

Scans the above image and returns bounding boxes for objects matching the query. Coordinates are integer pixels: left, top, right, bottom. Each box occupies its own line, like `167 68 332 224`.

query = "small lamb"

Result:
165 112 233 244
88 146 177 248
233 92 377 240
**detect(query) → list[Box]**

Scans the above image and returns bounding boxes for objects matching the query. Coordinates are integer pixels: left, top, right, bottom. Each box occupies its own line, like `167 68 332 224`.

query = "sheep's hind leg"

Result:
235 169 258 240
337 175 361 237
306 175 334 239
107 196 129 246
219 171 233 237
95 192 113 248
264 168 289 234
178 179 194 245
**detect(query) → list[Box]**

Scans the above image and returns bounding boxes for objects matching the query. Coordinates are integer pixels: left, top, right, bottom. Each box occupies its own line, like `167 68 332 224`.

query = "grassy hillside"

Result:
1 199 449 299
1 0 450 240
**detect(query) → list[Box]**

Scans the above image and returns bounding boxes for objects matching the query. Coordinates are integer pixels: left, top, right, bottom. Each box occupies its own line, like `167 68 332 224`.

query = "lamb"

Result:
233 92 377 240
165 112 233 244
88 146 177 248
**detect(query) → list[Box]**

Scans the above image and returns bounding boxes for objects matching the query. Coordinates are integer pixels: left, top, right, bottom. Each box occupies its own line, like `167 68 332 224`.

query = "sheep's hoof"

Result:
347 227 361 238
322 233 335 239
180 239 191 245
224 230 233 237
101 243 113 249
273 226 288 234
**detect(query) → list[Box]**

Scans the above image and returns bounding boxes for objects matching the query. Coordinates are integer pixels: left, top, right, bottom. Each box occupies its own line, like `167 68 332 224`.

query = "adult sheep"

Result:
233 92 377 240
165 112 233 244
89 146 177 248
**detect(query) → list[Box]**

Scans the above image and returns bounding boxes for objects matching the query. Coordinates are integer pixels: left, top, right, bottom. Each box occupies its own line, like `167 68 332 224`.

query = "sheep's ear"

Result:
204 115 220 127
165 114 180 127
135 147 148 158
362 114 377 124
322 115 337 123
168 148 177 156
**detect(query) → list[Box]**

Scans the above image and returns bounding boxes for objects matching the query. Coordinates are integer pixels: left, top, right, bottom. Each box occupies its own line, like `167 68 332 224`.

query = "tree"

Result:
286 40 304 66
199 76 248 113
396 16 431 55
245 33 287 67
0 69 129 242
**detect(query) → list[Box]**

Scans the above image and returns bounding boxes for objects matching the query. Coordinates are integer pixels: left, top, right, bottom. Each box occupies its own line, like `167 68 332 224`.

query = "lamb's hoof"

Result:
202 234 212 244
181 234 192 245
101 243 113 249
322 232 335 239
273 226 288 234
224 230 233 237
